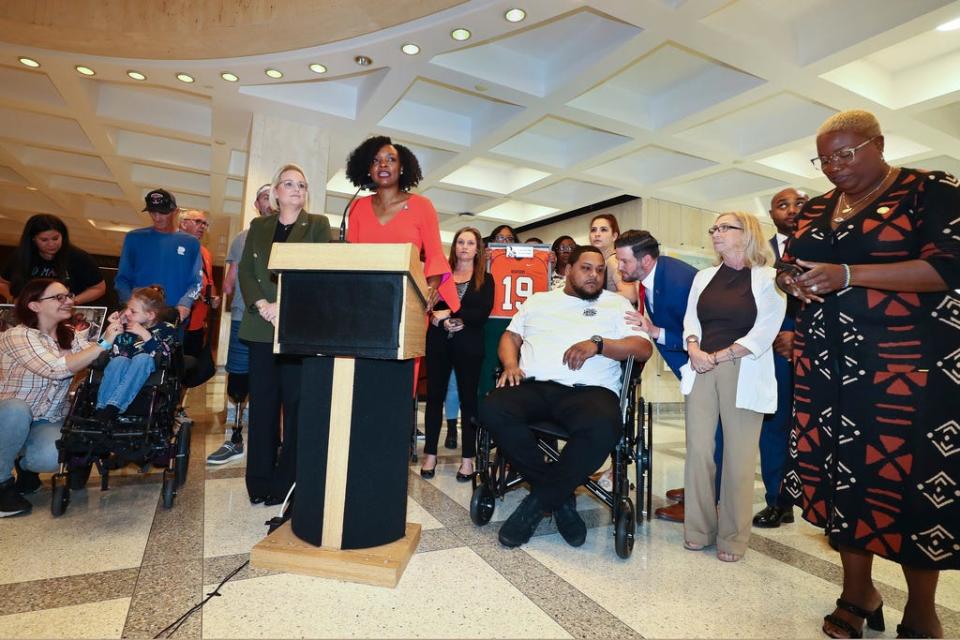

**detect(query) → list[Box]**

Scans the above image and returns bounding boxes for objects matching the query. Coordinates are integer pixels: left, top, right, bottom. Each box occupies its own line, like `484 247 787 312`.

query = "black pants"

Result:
246 341 301 497
479 381 621 510
424 327 482 457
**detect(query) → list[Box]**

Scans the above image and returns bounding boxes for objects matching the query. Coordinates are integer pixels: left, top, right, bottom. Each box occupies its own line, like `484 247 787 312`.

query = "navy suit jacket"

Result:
644 255 698 380
770 236 800 331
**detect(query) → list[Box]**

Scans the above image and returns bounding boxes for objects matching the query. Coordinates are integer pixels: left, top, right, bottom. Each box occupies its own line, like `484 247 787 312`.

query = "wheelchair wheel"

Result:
470 483 496 526
51 474 70 517
161 469 176 509
174 423 190 488
614 498 635 559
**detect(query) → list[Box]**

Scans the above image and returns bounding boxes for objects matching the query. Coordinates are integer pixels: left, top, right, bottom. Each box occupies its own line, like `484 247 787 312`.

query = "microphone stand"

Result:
338 183 373 242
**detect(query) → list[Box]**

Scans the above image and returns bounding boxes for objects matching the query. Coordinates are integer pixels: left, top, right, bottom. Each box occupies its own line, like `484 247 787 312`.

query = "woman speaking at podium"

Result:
344 136 458 313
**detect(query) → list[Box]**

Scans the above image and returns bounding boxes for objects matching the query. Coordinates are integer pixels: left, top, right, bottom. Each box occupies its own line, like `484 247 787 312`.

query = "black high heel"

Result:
823 598 885 638
896 623 932 639
419 466 436 479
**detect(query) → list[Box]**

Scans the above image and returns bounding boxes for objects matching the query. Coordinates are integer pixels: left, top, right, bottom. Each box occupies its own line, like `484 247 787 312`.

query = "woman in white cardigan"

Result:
680 211 786 561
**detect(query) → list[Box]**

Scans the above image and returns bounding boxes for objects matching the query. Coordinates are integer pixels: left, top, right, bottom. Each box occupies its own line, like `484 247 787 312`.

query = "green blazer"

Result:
237 209 331 343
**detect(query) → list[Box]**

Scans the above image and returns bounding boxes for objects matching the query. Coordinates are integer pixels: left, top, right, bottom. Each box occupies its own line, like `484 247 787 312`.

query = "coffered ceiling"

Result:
1 0 959 261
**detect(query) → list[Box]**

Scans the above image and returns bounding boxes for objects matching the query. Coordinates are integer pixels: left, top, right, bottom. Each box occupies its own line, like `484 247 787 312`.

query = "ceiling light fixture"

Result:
354 55 372 66
18 56 40 68
220 72 239 82
75 65 95 76
504 8 526 23
176 72 195 83
936 16 960 31
265 68 283 79
401 43 421 55
127 70 146 81
25 186 38 191
309 63 327 74
451 28 471 41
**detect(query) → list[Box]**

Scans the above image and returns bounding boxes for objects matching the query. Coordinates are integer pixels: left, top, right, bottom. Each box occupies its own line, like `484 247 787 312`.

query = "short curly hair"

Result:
817 109 882 139
345 135 423 191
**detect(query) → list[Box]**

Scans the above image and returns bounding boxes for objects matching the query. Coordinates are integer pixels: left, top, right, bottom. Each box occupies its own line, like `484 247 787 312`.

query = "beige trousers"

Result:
683 359 763 555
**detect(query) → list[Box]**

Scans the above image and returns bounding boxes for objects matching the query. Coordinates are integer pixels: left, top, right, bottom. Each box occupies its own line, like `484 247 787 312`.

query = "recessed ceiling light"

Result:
451 28 471 41
127 70 146 81
309 63 327 74
936 16 960 31
176 72 195 83
18 57 40 68
220 72 239 82
265 68 283 79
75 65 95 76
401 43 420 55
504 8 526 22
354 55 372 66
25 186 38 191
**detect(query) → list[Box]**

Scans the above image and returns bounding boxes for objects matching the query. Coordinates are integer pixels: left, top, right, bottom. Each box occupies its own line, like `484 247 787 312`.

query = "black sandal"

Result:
822 598 885 638
896 624 932 639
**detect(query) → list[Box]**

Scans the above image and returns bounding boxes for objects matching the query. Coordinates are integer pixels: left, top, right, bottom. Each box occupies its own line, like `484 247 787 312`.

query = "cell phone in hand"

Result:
774 258 805 279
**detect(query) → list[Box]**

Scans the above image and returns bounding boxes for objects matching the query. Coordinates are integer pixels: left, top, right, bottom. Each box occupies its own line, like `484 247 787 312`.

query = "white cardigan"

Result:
679 264 786 414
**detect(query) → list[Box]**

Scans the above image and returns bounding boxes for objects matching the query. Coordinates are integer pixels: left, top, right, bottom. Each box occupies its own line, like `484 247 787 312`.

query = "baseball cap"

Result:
142 189 178 213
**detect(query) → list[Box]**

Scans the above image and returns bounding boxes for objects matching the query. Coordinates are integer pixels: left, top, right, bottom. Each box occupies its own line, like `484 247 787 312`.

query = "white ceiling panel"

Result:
585 146 717 186
131 165 210 195
7 144 113 180
0 65 66 108
440 158 548 195
478 200 558 224
48 175 124 199
0 107 94 151
0 166 29 186
240 69 388 119
420 187 492 214
111 129 212 172
93 82 212 138
491 118 631 169
660 169 788 203
521 179 622 208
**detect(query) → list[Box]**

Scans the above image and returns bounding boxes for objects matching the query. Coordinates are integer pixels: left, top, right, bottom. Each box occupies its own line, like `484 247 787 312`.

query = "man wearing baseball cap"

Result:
115 189 202 322
207 183 274 465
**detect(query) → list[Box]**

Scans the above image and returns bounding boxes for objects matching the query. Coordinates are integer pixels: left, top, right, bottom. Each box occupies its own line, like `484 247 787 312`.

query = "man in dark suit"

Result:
615 230 706 522
752 187 807 527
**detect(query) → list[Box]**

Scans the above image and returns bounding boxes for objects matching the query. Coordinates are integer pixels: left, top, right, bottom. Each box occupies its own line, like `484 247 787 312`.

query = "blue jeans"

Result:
0 398 63 482
97 353 156 412
445 370 459 420
226 319 250 374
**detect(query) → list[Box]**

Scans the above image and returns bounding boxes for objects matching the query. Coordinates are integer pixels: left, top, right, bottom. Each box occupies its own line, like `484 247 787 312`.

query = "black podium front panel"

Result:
278 271 403 358
292 356 412 549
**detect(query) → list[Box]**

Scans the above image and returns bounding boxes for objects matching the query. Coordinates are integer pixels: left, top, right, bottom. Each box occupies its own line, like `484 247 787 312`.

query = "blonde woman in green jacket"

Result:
237 163 331 504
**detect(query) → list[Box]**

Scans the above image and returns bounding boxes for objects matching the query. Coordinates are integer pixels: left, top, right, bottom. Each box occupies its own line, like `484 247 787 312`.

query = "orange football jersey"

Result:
487 244 552 319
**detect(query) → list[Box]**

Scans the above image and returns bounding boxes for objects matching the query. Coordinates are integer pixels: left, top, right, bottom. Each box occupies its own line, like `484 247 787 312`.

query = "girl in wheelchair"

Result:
93 285 177 422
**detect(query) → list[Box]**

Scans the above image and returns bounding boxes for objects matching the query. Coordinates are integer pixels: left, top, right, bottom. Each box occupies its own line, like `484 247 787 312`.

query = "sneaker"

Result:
498 492 545 548
0 477 32 518
416 429 425 440
553 495 586 547
207 441 244 465
14 458 42 495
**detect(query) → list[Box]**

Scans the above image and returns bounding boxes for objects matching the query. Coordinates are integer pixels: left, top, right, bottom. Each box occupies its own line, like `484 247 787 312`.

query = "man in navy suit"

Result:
752 187 807 527
615 230 702 522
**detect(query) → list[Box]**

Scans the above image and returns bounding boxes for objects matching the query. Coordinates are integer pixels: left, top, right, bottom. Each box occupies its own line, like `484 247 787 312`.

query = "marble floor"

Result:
0 373 957 639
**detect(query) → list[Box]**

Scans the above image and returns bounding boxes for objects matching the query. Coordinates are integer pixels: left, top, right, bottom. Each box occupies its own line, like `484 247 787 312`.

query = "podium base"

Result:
250 522 421 588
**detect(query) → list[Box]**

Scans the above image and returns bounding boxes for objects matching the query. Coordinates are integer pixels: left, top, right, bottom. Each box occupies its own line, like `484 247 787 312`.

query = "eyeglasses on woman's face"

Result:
279 180 308 191
493 234 515 243
810 137 876 172
708 224 743 235
39 292 75 303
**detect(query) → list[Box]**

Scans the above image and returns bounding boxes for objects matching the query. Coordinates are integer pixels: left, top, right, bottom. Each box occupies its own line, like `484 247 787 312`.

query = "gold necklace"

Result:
833 167 894 223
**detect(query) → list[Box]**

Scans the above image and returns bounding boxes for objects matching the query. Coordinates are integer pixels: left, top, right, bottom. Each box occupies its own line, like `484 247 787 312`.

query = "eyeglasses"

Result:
279 180 308 191
810 137 876 172
38 292 75 303
557 245 575 253
493 235 515 242
183 218 209 228
708 224 743 234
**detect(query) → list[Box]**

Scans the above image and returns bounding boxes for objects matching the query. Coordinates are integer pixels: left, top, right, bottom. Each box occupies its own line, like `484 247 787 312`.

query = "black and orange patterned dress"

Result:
782 168 960 569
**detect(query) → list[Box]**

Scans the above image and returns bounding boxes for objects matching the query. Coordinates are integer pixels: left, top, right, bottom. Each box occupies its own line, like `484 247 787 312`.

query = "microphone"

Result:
338 182 375 242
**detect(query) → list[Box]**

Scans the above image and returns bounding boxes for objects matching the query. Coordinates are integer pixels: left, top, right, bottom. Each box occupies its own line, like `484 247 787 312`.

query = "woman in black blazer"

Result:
421 227 494 481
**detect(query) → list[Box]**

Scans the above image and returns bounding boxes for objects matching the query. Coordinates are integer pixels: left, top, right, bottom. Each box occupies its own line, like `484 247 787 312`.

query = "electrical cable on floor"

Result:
153 559 249 638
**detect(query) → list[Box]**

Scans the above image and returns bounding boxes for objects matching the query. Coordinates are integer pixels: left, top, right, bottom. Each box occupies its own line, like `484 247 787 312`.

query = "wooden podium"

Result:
250 243 425 588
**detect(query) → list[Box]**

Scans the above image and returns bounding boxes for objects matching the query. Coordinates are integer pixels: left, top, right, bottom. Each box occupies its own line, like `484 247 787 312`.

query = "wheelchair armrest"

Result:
89 351 111 371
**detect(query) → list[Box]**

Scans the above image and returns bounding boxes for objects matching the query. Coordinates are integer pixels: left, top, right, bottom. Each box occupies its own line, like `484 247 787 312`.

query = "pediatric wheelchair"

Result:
470 356 653 558
51 336 191 516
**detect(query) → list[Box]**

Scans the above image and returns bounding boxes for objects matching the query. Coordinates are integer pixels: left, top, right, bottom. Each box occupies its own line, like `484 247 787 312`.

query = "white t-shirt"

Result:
506 288 650 394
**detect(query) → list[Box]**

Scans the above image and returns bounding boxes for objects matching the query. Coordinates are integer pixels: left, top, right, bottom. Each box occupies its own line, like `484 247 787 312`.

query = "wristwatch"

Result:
590 335 604 355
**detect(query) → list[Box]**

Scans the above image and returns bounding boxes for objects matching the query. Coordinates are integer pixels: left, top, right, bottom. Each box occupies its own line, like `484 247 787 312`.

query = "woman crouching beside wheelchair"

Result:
0 278 122 517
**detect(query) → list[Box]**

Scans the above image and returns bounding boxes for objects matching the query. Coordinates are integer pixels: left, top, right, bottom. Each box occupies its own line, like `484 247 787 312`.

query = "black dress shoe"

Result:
553 495 586 547
498 493 545 547
455 469 475 483
753 505 794 528
249 495 267 505
263 494 286 506
420 466 436 479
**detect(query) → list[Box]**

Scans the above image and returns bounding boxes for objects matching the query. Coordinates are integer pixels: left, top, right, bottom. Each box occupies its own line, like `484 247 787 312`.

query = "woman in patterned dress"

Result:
779 110 959 639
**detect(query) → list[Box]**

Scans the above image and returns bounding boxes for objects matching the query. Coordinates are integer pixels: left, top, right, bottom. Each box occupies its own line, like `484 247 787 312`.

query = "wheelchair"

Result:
51 338 191 516
469 356 653 558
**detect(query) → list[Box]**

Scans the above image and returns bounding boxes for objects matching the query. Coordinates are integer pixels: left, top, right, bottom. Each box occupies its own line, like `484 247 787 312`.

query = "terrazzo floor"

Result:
0 373 957 639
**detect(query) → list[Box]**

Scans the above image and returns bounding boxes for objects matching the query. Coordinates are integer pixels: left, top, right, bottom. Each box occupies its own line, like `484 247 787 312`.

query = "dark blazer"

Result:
770 236 800 331
237 209 331 343
644 255 698 380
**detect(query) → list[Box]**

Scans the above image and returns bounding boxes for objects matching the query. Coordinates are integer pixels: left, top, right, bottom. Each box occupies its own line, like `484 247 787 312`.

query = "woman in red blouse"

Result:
345 136 458 312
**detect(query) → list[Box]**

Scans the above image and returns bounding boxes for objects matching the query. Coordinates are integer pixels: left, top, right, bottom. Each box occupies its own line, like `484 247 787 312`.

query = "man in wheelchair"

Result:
479 246 652 548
